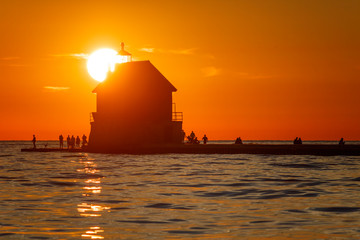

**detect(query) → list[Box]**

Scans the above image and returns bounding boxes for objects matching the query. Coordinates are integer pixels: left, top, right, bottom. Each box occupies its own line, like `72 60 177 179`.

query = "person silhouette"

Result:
82 134 87 147
76 136 80 148
190 131 195 142
293 137 298 144
59 134 64 149
71 135 75 149
202 134 208 144
339 138 345 145
32 135 36 149
66 135 70 149
298 137 303 144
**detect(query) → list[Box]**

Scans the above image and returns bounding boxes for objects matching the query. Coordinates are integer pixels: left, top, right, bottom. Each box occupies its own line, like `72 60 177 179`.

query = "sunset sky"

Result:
1 0 359 140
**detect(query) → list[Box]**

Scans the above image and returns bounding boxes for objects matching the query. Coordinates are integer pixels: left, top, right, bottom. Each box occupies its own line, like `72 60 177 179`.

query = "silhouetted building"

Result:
88 45 183 151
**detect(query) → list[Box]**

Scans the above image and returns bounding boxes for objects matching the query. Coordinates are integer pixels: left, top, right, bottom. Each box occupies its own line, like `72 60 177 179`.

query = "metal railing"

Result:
172 112 183 122
90 113 94 123
172 103 183 121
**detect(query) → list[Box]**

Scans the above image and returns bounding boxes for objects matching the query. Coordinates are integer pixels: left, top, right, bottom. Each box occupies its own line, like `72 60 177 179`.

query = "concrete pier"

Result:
21 144 360 156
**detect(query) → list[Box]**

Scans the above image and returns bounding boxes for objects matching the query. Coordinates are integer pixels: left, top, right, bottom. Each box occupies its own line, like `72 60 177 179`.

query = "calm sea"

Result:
1 141 360 239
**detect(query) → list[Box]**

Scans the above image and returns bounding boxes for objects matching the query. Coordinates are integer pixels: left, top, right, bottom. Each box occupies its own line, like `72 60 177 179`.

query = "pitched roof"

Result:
92 61 177 93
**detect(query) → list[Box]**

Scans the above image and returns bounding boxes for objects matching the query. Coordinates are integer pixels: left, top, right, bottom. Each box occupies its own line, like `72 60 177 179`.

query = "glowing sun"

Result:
87 48 118 82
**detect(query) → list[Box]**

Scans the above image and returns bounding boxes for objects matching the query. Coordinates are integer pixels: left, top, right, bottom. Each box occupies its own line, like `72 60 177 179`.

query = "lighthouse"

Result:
88 43 183 152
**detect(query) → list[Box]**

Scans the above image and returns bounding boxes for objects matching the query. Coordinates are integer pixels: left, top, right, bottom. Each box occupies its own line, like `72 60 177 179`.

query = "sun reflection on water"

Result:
81 226 104 239
77 156 109 239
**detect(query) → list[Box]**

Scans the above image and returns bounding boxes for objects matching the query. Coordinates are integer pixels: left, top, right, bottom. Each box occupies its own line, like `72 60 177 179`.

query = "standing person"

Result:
202 134 208 144
66 135 71 149
76 136 80 148
32 135 36 149
71 135 75 149
59 134 64 149
82 134 87 147
339 138 345 145
189 131 196 143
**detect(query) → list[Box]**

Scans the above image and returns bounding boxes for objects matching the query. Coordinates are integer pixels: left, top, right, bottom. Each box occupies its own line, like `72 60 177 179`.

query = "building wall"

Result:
89 87 179 149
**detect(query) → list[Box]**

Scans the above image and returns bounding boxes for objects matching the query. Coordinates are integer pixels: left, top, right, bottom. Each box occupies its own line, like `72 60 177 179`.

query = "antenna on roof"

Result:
118 42 132 62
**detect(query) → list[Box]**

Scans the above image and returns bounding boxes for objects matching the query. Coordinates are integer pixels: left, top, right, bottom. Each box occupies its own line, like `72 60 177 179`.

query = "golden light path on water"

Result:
77 156 108 239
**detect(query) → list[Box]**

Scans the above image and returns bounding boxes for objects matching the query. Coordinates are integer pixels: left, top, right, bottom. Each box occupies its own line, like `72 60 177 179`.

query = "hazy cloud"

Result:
0 57 20 60
43 86 70 92
6 64 27 67
235 72 276 80
50 53 89 59
138 47 196 55
167 48 196 55
202 66 221 77
138 48 155 53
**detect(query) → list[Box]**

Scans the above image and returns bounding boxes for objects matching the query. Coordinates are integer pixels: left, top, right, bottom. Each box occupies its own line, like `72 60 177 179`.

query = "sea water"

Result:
0 141 360 239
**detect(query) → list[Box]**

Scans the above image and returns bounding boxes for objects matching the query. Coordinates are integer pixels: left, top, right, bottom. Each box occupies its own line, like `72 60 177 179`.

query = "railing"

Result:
172 103 183 121
90 112 94 123
172 112 183 122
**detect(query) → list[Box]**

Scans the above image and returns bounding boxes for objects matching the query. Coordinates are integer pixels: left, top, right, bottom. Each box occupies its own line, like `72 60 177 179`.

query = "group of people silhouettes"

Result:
235 137 243 144
293 137 303 145
293 137 346 145
186 131 208 144
60 134 87 149
31 134 87 149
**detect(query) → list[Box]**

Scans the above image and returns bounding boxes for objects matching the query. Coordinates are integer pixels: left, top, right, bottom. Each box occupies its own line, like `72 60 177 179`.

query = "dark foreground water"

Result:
1 141 360 239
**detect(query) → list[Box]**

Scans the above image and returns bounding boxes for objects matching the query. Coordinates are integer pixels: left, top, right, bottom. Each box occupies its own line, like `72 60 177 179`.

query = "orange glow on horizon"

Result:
1 1 360 141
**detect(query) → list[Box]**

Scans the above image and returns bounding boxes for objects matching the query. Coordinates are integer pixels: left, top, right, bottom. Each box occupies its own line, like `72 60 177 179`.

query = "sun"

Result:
87 48 118 82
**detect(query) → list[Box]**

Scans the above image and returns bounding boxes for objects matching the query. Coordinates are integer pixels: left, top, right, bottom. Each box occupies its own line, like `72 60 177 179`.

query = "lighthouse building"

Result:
88 44 183 151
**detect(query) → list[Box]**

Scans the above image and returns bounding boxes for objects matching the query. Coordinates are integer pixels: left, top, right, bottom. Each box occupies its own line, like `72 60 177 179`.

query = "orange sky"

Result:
1 0 359 140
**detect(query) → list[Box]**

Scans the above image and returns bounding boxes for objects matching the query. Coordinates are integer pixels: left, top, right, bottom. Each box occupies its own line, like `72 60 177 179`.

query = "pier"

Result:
21 144 360 156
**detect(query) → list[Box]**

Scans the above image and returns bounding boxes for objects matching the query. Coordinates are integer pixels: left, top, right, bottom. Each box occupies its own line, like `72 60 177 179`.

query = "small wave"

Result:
258 194 286 199
168 218 186 222
311 207 360 213
0 223 13 226
297 181 325 187
250 220 273 224
117 220 168 224
0 233 16 237
62 155 84 158
225 183 253 187
47 180 78 186
269 163 324 169
190 227 209 230
20 183 39 186
29 236 50 239
285 209 307 213
0 176 17 180
161 183 213 188
258 178 303 182
101 200 129 204
145 203 193 210
167 230 204 235
0 154 14 157
15 208 49 211
112 207 131 210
